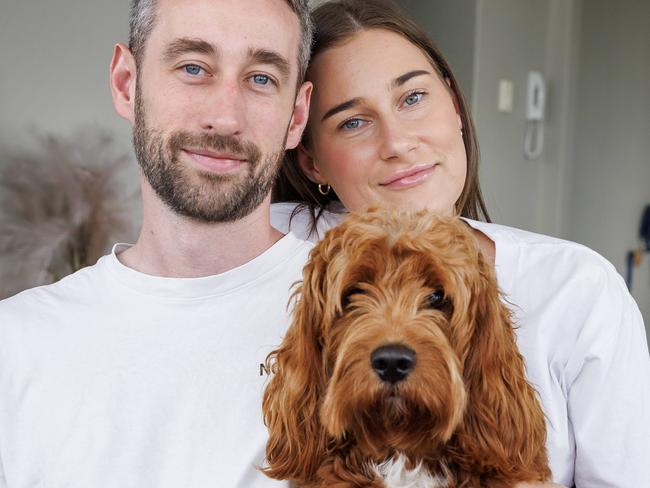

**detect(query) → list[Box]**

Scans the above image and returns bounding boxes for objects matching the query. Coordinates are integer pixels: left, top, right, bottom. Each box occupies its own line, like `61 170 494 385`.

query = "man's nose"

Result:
371 344 417 384
198 81 246 136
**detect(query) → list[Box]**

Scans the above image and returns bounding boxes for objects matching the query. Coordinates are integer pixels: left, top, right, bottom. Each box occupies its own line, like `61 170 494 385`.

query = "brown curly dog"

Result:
263 208 551 487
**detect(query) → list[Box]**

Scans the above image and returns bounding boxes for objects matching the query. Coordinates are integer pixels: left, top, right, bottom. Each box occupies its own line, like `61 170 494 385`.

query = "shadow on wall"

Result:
0 129 141 299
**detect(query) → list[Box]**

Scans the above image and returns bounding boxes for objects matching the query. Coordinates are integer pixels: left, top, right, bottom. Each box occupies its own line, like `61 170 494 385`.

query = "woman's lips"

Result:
380 163 437 189
182 148 247 174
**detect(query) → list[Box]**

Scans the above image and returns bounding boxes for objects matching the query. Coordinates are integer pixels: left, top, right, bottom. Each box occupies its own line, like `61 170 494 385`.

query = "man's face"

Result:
132 0 304 222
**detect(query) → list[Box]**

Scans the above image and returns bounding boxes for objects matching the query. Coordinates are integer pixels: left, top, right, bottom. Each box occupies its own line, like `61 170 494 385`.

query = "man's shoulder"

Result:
0 256 112 326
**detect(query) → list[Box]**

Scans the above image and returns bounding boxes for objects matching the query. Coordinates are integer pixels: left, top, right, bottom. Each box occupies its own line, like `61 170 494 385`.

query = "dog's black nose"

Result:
371 345 417 384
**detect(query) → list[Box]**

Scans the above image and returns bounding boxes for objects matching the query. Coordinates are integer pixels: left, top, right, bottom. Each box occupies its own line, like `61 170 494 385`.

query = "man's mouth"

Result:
181 148 248 174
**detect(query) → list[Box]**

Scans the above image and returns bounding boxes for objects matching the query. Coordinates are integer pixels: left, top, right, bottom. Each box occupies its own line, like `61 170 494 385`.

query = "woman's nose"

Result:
377 117 418 161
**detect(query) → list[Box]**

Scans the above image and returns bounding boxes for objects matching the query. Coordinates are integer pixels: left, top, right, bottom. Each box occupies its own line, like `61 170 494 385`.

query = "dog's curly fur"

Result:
263 208 551 487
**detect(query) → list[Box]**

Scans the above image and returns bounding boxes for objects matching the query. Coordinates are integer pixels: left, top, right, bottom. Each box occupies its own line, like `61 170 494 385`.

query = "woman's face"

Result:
302 28 467 215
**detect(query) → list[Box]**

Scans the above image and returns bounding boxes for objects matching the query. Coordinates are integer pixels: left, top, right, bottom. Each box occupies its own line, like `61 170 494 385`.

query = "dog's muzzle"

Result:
370 344 417 384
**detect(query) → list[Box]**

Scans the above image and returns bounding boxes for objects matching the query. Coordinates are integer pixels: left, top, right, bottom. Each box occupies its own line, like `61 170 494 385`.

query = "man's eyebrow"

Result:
162 38 217 62
391 69 433 88
248 48 291 81
321 98 363 122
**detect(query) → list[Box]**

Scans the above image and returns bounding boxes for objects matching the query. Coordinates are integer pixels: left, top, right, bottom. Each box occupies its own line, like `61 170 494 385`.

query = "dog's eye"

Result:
426 289 448 309
342 286 364 308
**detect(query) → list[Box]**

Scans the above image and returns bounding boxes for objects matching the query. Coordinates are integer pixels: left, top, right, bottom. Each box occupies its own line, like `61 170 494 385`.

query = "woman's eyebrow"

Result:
321 97 363 122
321 70 433 122
391 69 432 88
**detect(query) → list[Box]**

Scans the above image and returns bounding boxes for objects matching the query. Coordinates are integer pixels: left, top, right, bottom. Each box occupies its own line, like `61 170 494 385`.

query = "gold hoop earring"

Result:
318 183 331 196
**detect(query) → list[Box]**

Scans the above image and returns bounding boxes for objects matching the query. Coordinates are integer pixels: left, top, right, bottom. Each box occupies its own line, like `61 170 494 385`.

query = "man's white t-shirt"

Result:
0 233 313 488
271 202 650 488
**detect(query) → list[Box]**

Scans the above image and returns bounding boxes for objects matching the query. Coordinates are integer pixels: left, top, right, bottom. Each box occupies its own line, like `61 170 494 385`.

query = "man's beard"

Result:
132 88 286 223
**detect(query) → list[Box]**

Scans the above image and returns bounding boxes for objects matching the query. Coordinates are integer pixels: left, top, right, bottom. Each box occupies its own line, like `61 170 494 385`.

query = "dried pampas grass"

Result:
0 131 139 299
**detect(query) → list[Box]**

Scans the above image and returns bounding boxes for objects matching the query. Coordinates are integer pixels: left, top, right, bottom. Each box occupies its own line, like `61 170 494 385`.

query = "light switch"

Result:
498 79 514 113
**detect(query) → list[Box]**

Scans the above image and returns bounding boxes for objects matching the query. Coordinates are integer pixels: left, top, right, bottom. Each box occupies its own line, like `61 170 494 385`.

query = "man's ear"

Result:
286 81 313 150
110 43 137 125
297 144 327 185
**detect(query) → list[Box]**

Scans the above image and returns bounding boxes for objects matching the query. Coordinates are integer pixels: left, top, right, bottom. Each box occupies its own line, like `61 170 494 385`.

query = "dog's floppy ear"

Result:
450 251 549 480
262 234 341 481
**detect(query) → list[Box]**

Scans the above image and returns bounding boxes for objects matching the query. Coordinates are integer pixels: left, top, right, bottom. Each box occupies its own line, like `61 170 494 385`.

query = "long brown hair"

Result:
273 0 490 223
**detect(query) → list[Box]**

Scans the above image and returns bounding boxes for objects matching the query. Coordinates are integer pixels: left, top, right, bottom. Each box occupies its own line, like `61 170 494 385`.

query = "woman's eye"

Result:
341 119 364 130
183 64 204 76
404 92 424 106
252 74 271 86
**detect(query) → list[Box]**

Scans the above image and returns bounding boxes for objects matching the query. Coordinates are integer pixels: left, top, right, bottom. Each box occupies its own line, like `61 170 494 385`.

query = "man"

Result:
0 0 312 486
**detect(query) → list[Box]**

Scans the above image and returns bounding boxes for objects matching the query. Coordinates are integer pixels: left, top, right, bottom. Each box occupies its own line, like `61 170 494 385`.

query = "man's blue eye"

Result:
184 64 203 76
405 92 423 106
253 74 270 85
342 119 362 130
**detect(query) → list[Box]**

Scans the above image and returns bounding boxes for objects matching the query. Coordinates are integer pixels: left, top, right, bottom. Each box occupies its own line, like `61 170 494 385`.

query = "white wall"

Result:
472 0 556 231
568 0 650 323
397 0 477 103
0 0 133 150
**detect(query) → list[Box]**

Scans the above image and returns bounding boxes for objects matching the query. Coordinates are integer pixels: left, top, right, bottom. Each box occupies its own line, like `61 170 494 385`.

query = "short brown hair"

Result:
128 0 313 81
273 0 490 223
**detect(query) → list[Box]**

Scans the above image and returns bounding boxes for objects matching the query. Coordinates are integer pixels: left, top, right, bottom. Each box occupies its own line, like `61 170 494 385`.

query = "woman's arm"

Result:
565 265 650 487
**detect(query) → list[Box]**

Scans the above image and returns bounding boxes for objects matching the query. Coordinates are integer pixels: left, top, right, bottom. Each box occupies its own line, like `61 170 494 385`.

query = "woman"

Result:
271 0 650 486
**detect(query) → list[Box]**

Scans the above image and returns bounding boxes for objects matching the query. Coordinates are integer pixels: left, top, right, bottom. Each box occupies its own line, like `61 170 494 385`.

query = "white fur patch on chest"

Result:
370 454 448 488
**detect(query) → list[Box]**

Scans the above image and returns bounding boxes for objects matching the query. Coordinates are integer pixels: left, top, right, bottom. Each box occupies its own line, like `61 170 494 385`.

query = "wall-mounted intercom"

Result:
524 71 546 160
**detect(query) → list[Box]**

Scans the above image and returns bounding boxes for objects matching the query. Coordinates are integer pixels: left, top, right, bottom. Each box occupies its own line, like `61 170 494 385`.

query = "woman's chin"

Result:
381 189 455 217
348 195 455 217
